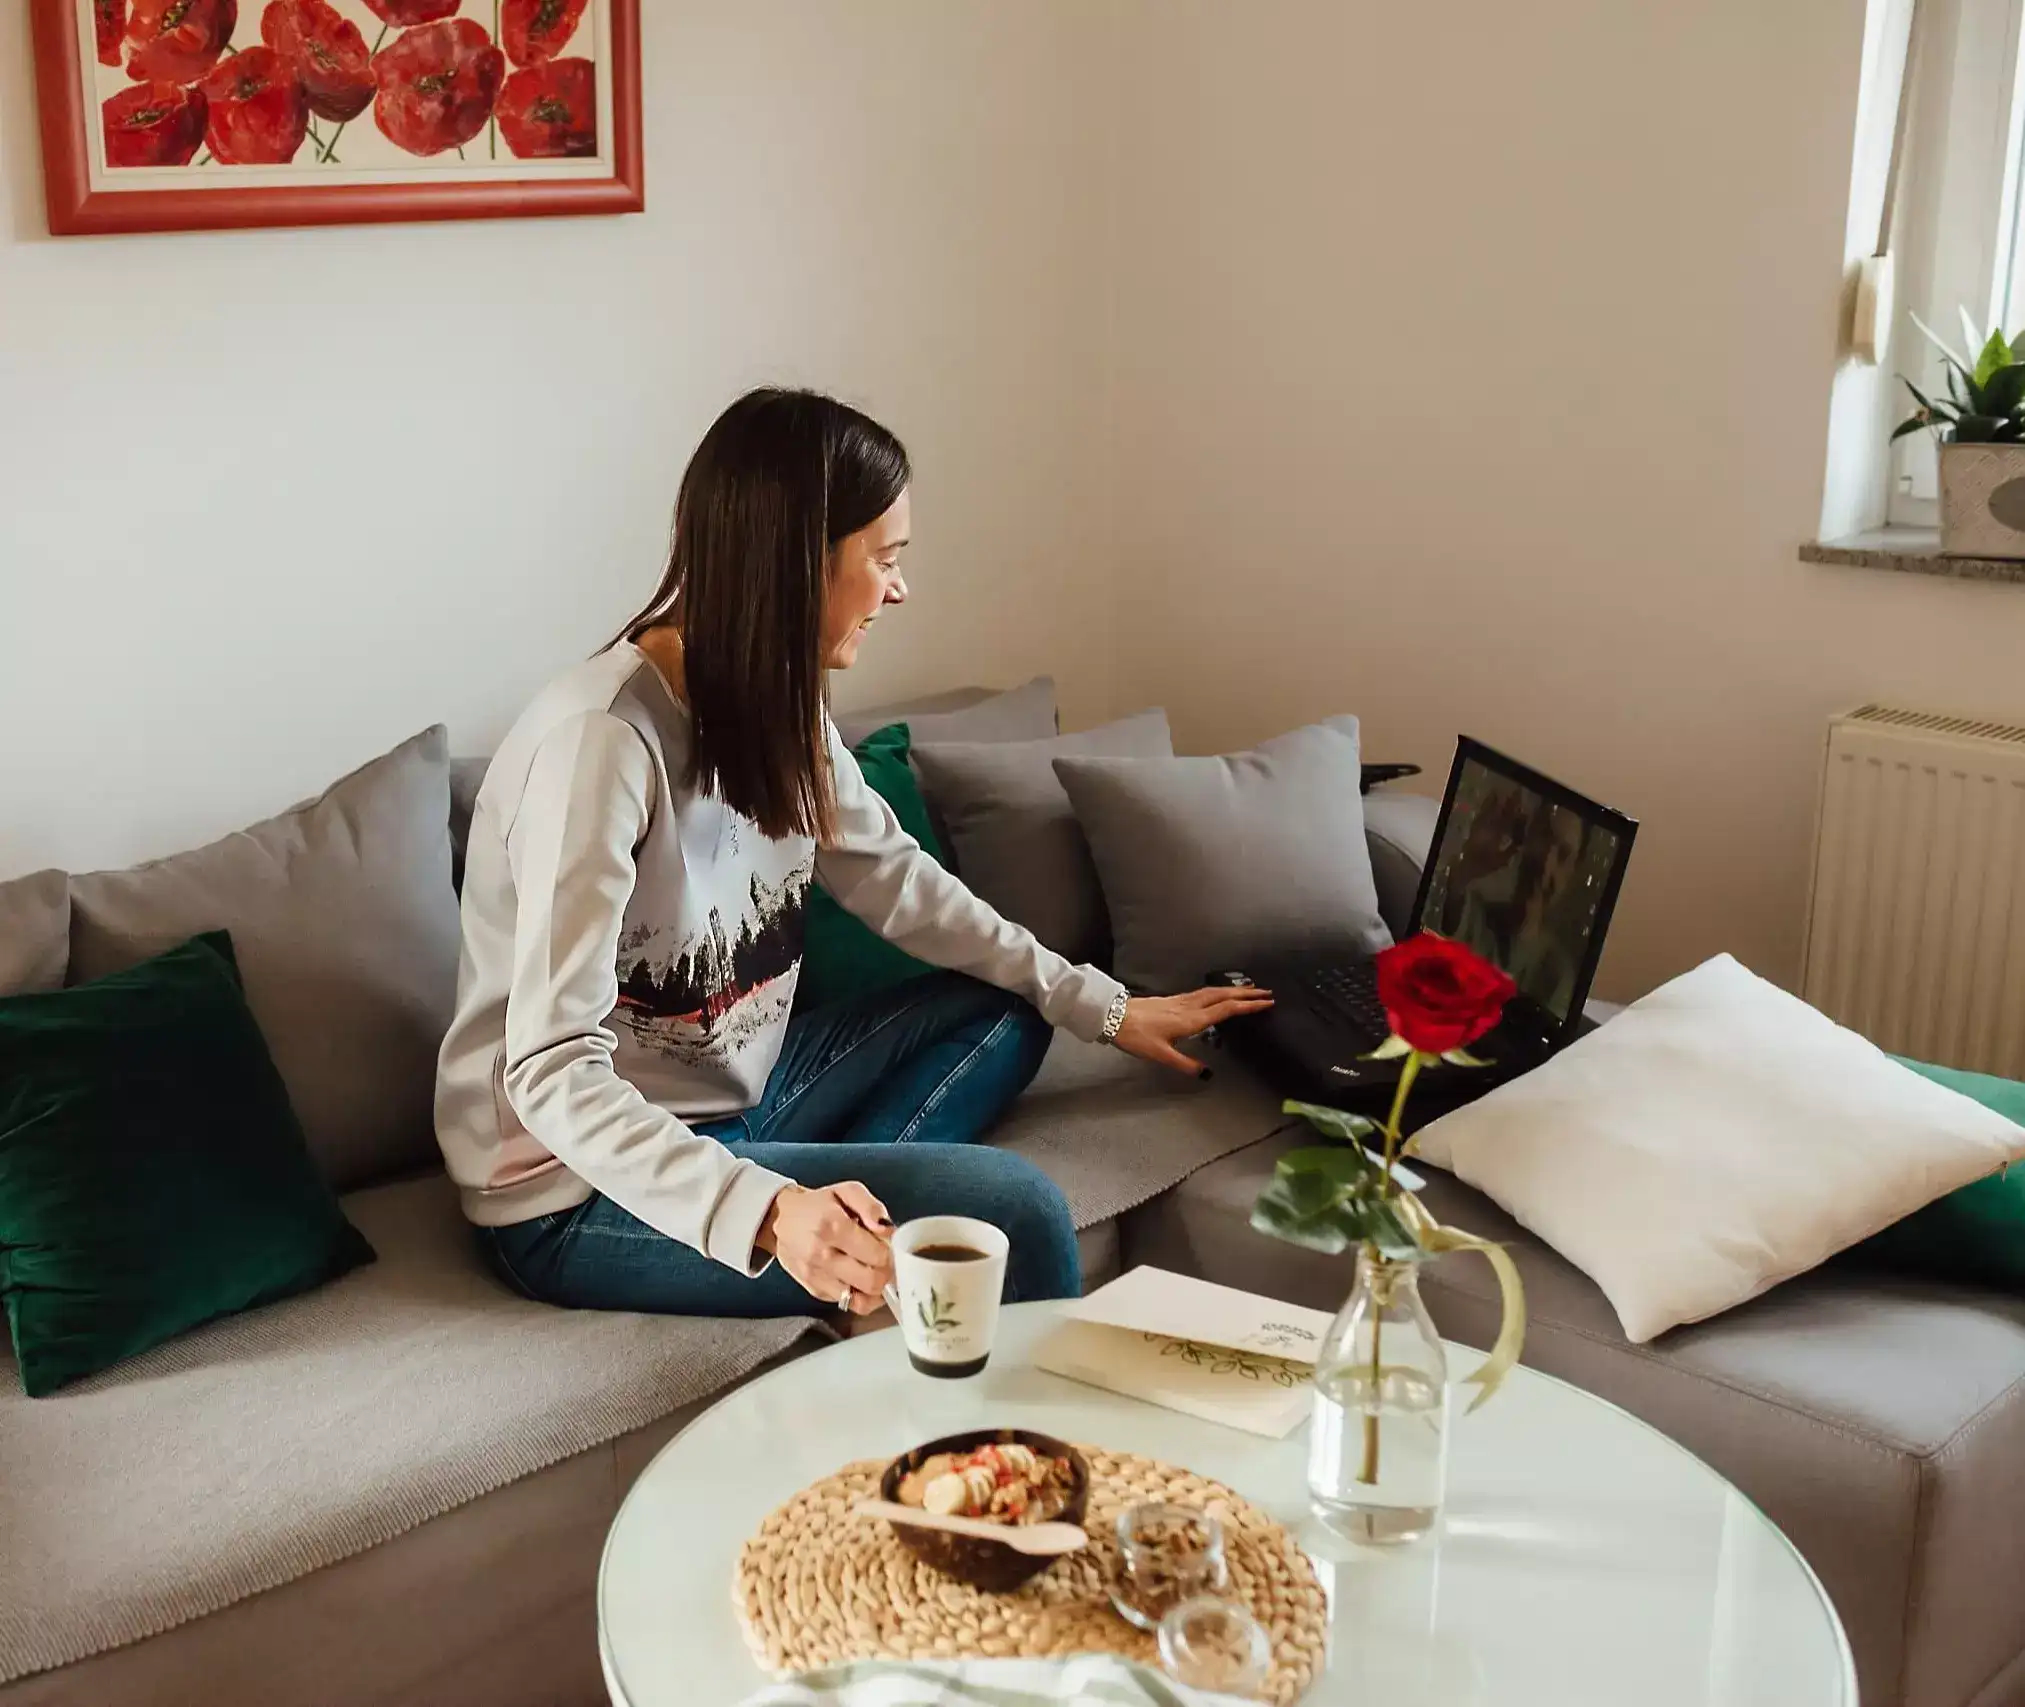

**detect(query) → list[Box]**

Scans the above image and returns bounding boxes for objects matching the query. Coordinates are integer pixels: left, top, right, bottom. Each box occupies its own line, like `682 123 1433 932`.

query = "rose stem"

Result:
1358 1050 1424 1487
318 21 389 163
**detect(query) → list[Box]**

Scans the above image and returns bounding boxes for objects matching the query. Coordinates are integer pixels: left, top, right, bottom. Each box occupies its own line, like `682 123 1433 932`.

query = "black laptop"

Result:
1217 737 1637 1126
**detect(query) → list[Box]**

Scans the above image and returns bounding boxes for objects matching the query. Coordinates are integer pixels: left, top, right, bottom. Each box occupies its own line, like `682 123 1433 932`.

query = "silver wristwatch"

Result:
1099 989 1130 1046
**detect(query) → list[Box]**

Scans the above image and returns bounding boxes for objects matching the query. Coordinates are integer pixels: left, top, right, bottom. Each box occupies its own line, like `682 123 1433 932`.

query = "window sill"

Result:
1801 529 2025 585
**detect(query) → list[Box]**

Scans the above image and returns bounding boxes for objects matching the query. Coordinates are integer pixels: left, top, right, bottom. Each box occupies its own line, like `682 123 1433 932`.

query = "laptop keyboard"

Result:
1305 963 1392 1040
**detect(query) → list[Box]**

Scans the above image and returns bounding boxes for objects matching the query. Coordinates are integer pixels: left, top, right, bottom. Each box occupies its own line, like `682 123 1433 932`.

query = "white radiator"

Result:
1802 705 2025 1078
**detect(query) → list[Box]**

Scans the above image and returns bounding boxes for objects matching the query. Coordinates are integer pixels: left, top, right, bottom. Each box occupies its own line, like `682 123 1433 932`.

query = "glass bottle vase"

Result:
1307 1247 1450 1544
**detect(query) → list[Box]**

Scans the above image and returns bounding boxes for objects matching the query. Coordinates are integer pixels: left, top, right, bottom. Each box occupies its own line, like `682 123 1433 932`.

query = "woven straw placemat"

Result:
733 1446 1327 1704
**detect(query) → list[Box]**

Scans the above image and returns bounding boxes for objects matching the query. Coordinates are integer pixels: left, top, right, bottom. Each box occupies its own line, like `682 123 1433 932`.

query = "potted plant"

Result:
1249 933 1526 1545
1896 314 2025 558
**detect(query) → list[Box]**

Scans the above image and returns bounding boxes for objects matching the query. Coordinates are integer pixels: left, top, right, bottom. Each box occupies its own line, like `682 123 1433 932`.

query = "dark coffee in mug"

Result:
914 1243 987 1263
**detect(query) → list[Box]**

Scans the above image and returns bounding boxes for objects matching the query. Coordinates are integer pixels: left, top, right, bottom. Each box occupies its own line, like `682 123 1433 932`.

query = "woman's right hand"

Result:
754 1181 894 1314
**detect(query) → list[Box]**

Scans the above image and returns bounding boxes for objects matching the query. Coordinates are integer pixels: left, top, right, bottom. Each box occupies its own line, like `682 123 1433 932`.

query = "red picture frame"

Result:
32 0 642 237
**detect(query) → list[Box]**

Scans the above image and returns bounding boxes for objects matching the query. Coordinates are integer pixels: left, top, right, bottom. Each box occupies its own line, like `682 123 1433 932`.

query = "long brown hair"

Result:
618 389 911 842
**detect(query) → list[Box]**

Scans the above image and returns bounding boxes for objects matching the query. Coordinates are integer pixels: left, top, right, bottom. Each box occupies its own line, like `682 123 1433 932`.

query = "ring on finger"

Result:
837 1283 854 1310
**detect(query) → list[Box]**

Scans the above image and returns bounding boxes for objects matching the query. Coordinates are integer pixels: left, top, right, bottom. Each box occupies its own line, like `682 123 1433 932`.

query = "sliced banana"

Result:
921 1472 970 1515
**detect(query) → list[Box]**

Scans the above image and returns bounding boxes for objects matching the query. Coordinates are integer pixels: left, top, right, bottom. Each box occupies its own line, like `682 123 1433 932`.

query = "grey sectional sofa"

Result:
4 754 2021 1707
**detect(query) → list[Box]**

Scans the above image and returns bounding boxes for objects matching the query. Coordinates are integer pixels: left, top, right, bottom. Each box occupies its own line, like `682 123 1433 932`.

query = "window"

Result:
1887 0 2025 526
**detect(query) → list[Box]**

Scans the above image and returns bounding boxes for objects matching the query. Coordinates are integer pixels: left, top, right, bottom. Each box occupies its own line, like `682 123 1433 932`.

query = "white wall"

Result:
0 2 1117 877
1103 0 2025 1000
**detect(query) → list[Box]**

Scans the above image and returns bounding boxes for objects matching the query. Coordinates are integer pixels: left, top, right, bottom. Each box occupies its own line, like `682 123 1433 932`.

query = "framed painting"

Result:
31 0 642 236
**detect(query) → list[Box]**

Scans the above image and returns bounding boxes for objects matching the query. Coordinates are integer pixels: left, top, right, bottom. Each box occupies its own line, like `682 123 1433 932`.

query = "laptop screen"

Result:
1415 750 1630 1026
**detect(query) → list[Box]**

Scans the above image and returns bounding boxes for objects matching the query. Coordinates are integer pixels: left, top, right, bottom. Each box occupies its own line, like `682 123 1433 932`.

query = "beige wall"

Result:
1104 0 2025 1000
8 0 2020 1001
0 2 1116 876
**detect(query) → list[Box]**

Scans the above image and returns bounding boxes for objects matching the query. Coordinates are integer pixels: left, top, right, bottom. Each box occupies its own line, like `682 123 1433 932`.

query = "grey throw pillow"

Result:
1053 716 1393 994
831 676 1057 748
0 870 69 996
913 711 1174 966
67 728 460 1192
832 677 1059 864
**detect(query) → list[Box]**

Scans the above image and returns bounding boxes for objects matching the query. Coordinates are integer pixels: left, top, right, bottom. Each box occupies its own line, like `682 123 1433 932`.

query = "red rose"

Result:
200 45 309 163
496 58 595 158
361 0 461 24
102 81 207 167
262 0 374 122
373 20 505 157
1373 932 1518 1056
124 0 238 85
501 0 588 68
96 0 130 68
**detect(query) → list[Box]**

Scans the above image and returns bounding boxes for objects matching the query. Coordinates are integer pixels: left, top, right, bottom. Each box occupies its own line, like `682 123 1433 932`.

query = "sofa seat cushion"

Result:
0 1407 746 1707
0 1175 814 1687
1076 1219 1121 1292
990 1038 1293 1232
1124 1136 2025 1707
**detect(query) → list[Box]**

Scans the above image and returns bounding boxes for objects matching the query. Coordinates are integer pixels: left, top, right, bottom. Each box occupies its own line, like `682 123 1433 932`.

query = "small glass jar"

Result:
1109 1503 1227 1632
1158 1595 1272 1699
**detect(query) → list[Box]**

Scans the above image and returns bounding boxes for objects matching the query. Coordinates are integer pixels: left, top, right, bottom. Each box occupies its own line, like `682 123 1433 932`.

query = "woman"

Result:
436 389 1271 1319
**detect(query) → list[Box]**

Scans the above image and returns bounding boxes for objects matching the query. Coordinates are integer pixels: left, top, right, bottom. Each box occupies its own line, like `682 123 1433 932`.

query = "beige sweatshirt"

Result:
434 645 1124 1274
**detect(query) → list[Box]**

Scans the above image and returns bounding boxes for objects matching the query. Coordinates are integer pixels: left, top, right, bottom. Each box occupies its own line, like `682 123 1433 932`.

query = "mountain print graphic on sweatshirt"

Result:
614 866 810 1066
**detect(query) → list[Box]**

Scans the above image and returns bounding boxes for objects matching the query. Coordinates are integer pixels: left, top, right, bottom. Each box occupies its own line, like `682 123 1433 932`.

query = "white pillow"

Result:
1410 954 2025 1343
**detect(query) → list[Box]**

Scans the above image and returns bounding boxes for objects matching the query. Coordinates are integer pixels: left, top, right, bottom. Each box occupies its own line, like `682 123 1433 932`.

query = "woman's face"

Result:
822 489 911 669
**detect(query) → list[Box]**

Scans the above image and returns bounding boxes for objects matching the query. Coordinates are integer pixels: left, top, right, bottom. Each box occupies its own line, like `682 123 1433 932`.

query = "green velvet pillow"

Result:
796 724 949 1013
1858 1057 2025 1291
0 931 374 1397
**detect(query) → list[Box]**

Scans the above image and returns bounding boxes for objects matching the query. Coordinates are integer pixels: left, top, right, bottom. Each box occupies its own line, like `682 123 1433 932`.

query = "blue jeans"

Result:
478 972 1078 1315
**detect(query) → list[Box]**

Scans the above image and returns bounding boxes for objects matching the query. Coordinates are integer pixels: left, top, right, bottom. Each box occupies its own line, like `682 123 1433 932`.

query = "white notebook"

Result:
1032 1266 1333 1438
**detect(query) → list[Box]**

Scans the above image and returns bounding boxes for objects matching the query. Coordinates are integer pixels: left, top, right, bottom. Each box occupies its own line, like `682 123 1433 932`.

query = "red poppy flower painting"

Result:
262 0 373 123
199 44 309 162
94 0 128 66
101 79 206 165
501 0 587 68
124 0 238 84
371 19 504 156
497 57 593 158
34 0 640 234
360 0 458 22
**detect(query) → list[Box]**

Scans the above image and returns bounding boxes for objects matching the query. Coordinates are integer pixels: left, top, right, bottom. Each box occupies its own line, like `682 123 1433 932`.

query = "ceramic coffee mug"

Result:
883 1215 1010 1378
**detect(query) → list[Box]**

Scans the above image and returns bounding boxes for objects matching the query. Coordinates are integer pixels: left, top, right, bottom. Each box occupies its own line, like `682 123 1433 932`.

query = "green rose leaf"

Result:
1282 1099 1379 1144
1250 1146 1422 1259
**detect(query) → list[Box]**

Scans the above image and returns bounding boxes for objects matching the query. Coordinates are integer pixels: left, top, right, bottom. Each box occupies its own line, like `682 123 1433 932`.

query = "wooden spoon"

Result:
853 1499 1090 1556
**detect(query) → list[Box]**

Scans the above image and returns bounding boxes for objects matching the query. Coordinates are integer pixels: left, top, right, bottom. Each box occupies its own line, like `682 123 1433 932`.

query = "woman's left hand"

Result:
1112 987 1275 1077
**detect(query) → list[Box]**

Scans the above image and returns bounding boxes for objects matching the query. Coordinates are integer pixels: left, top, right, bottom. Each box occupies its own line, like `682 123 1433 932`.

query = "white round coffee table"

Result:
599 1302 1855 1706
